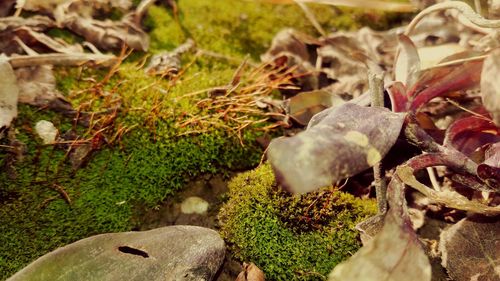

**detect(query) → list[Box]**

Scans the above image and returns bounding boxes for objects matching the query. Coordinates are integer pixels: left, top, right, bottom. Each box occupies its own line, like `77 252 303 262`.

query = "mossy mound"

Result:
218 164 377 280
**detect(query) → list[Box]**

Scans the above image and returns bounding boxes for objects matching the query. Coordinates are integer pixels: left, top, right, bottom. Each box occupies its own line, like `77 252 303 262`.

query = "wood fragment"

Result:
8 53 117 68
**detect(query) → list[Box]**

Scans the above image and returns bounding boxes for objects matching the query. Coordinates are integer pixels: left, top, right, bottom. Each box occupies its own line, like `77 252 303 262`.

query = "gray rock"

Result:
8 225 225 281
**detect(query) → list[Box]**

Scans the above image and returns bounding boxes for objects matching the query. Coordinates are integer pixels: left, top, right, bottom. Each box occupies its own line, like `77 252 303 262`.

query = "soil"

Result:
136 173 243 281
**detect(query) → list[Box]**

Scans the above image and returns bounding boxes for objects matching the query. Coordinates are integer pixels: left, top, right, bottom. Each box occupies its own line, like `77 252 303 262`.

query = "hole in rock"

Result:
118 246 150 258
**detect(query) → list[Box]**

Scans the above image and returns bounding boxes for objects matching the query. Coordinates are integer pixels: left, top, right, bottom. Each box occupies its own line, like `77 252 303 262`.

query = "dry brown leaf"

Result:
145 39 195 76
0 55 19 129
51 0 149 51
235 262 265 281
261 29 320 93
22 0 67 13
287 90 345 125
0 15 55 33
267 103 405 193
61 15 149 51
0 16 57 54
70 144 94 170
480 48 500 126
394 34 420 87
15 65 72 112
262 27 396 99
439 217 500 281
13 27 83 54
329 211 431 281
0 0 16 17
329 177 431 281
23 0 131 14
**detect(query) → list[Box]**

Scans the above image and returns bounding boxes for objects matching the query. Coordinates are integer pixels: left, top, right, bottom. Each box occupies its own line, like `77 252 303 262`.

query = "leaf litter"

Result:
263 0 500 280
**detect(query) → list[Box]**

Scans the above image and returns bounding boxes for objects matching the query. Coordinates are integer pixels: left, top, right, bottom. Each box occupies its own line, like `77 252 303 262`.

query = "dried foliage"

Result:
174 60 296 144
262 1 500 280
439 217 500 281
329 171 431 281
268 103 405 193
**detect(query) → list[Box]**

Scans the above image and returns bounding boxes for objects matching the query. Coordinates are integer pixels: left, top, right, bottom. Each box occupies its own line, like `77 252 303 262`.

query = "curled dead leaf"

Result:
50 0 149 51
394 34 420 87
267 103 405 193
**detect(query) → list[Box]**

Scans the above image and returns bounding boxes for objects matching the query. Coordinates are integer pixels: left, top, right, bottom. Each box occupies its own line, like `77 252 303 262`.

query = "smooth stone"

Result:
8 225 225 281
181 196 209 214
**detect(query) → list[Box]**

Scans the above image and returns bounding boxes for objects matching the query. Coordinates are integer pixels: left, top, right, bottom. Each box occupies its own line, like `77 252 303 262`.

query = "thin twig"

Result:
8 53 117 68
423 54 487 70
426 166 441 191
369 71 387 214
405 1 500 36
294 0 326 36
51 183 72 205
264 0 415 12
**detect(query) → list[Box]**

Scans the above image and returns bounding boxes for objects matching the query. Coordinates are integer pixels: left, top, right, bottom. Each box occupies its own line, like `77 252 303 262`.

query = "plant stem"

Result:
369 71 387 214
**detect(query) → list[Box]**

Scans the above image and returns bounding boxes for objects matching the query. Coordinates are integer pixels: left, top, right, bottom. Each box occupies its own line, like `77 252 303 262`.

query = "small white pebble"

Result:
181 196 209 214
35 120 58 144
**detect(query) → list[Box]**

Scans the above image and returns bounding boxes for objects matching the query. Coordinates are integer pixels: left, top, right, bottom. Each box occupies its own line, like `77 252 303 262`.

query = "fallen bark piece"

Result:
7 225 226 281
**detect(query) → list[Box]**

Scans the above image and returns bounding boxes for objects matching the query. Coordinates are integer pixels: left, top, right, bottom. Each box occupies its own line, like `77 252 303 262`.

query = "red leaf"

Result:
444 116 500 157
387 81 408 112
408 60 483 111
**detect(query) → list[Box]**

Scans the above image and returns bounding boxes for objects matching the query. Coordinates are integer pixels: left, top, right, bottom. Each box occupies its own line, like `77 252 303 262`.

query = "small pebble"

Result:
181 196 209 214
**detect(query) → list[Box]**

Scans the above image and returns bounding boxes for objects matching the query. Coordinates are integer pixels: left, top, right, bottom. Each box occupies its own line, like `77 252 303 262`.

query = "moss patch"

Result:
1 0 404 279
146 0 409 58
218 164 377 280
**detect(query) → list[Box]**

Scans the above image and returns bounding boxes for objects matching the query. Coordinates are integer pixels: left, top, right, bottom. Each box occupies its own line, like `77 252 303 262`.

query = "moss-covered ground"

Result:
218 164 377 280
0 1 407 279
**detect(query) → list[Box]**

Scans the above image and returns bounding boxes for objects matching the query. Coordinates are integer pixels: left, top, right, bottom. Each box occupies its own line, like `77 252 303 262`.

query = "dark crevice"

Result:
118 246 150 258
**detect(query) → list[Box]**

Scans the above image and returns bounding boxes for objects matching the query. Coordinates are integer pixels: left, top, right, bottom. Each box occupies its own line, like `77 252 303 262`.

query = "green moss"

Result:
218 164 377 280
145 1 405 58
0 102 263 279
0 49 262 280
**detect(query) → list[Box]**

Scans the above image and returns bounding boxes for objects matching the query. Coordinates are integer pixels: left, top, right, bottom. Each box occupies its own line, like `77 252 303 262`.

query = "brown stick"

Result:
369 71 387 214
